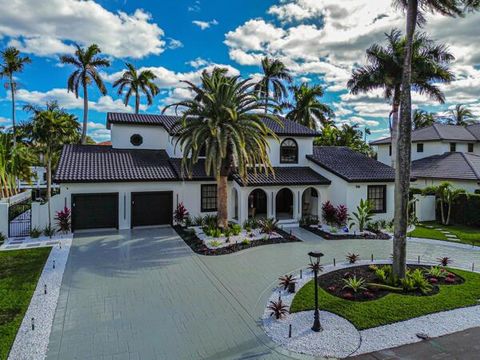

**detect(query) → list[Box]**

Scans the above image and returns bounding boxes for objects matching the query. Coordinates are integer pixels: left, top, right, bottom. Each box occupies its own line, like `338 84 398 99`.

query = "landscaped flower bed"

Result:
173 217 300 255
301 224 391 240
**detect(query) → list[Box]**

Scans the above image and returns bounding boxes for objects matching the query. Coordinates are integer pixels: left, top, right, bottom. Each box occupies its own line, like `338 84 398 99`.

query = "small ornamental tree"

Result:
322 201 337 225
335 205 348 227
55 207 71 233
174 202 189 226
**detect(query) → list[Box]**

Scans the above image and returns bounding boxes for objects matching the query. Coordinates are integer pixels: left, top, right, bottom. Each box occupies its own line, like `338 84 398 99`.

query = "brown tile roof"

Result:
233 167 331 186
411 152 480 181
55 145 178 183
106 112 319 137
371 124 479 145
307 146 396 182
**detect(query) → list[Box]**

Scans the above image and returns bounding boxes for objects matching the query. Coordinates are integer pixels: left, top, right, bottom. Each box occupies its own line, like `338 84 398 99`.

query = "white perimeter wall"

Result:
414 195 436 222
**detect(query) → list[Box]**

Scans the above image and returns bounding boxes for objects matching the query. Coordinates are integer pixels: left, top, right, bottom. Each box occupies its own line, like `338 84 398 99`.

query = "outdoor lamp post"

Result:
308 251 324 332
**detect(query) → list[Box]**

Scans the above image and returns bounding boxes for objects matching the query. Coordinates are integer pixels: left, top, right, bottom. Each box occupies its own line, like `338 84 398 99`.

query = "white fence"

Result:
415 195 436 222
0 190 32 238
31 195 65 231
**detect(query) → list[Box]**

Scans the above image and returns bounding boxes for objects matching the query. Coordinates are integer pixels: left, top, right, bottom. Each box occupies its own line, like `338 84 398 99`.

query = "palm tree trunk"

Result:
265 80 269 114
217 175 229 229
446 201 452 225
393 0 418 280
135 92 140 114
46 153 52 234
10 75 16 147
439 199 445 225
81 82 88 145
390 88 401 167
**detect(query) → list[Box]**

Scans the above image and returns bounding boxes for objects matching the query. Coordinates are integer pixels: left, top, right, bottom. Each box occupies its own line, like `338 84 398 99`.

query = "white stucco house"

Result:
51 112 396 232
371 123 480 193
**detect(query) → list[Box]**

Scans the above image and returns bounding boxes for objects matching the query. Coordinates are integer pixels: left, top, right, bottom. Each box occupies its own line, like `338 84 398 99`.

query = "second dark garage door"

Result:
72 193 118 231
131 191 173 227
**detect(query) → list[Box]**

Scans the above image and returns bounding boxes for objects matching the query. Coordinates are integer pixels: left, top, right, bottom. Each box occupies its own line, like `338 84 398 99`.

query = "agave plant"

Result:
437 257 452 267
346 253 360 264
278 274 296 290
259 218 279 235
267 299 289 319
342 275 366 293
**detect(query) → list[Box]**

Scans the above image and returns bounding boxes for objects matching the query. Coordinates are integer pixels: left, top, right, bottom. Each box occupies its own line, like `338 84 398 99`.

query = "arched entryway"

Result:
232 188 239 220
302 187 319 218
248 189 267 219
276 188 293 220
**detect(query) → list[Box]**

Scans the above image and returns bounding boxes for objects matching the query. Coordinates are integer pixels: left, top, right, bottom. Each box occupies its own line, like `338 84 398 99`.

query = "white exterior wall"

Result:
376 141 477 165
59 181 219 230
0 201 8 237
267 137 313 166
307 160 394 223
111 124 173 151
413 178 480 193
31 195 65 230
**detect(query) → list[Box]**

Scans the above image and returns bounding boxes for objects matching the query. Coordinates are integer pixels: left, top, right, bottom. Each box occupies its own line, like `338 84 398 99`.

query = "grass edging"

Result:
290 267 480 330
0 248 51 359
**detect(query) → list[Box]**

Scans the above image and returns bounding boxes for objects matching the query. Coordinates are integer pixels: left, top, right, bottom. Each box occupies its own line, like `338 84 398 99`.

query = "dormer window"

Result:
130 134 143 146
450 143 456 152
280 138 298 164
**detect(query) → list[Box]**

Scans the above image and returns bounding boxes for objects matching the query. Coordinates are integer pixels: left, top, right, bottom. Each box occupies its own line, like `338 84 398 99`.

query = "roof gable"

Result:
307 146 395 182
106 112 319 137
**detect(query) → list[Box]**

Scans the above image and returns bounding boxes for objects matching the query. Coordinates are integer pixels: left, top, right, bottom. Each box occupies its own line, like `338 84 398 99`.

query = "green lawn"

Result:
0 248 51 359
290 268 480 330
408 222 480 245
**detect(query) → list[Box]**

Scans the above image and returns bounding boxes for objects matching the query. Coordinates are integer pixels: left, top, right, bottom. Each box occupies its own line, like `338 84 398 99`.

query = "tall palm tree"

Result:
0 133 33 198
60 44 110 144
413 109 436 129
348 29 454 166
0 47 31 146
284 83 334 131
113 63 160 114
254 57 292 113
391 0 479 278
448 104 476 125
21 102 80 228
164 68 278 228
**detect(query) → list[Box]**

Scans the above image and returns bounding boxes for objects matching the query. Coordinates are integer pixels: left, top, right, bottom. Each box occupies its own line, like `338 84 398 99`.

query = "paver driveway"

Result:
47 227 480 360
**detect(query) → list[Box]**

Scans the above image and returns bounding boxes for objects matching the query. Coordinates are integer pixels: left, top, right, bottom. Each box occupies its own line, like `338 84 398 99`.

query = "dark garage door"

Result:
131 191 173 227
72 193 118 231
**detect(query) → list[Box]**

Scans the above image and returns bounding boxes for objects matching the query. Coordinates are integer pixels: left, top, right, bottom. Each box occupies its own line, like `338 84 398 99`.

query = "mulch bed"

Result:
318 264 464 301
173 226 301 255
301 225 391 240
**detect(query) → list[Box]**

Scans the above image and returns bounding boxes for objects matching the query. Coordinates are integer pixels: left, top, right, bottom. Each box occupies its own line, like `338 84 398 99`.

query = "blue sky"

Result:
0 0 479 142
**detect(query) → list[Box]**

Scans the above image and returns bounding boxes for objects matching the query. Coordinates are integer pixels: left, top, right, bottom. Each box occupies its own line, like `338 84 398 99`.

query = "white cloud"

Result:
188 1 201 12
187 57 210 68
225 0 480 110
0 0 165 58
192 19 218 30
167 38 184 50
13 88 134 113
0 116 11 124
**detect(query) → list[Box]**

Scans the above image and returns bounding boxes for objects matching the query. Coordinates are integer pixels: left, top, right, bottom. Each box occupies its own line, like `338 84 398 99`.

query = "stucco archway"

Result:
276 188 294 220
248 189 267 219
302 187 319 218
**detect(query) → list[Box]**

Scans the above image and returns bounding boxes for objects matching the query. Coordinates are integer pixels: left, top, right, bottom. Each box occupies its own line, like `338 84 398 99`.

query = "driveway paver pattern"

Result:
46 227 480 360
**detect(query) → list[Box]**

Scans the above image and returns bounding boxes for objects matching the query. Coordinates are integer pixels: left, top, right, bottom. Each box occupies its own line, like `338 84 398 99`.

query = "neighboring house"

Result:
372 123 480 193
53 112 395 232
18 166 59 200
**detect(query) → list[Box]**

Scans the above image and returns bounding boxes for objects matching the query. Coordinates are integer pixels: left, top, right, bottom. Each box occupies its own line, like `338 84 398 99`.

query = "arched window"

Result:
280 138 298 163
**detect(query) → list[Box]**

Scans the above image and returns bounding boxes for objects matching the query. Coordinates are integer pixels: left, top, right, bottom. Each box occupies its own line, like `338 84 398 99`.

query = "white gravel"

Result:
7 236 72 360
262 259 480 358
191 226 281 249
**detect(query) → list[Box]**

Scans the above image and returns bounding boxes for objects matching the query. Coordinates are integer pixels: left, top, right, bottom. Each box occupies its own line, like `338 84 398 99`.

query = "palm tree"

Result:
447 104 476 126
60 44 110 144
423 182 466 225
413 109 436 129
314 123 374 156
348 29 454 166
391 0 479 278
21 102 80 228
163 68 278 228
0 133 33 198
254 57 292 113
284 83 334 131
113 63 160 114
0 47 31 146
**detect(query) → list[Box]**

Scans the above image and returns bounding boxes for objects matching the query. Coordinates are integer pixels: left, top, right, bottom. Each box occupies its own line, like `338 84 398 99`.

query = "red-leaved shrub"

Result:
322 201 337 225
55 207 71 233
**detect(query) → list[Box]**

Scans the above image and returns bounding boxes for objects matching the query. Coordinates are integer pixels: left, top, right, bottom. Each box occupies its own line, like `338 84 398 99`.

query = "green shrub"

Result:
342 276 366 293
231 224 242 236
243 218 259 230
241 239 250 245
426 266 447 278
43 225 56 237
209 240 222 248
0 232 6 245
259 218 278 234
30 227 42 238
